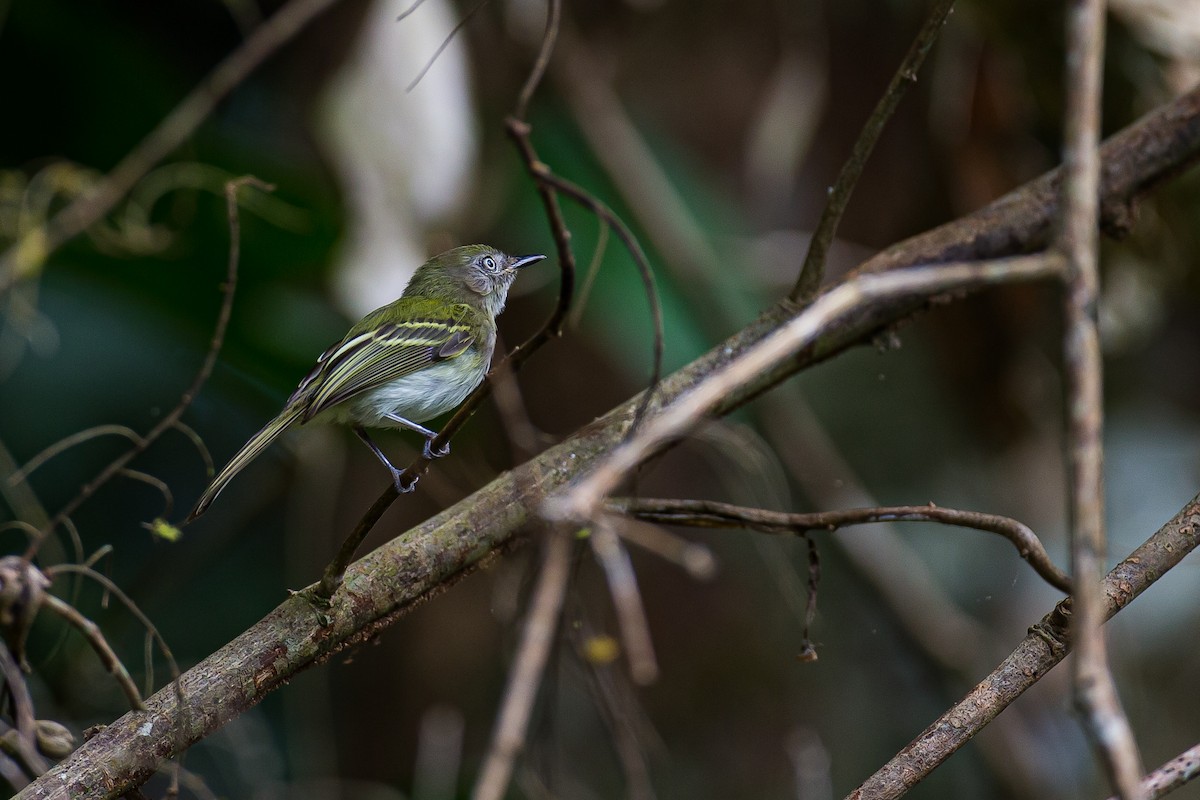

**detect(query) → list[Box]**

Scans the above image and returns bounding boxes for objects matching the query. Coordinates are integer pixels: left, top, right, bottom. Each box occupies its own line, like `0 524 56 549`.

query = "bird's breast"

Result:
333 353 490 427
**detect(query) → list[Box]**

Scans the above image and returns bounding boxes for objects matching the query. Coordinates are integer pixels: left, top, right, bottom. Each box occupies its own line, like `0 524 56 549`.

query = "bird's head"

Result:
406 245 546 317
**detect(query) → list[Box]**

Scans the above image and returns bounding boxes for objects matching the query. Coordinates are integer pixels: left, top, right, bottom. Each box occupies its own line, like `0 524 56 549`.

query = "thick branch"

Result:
16 85 1200 800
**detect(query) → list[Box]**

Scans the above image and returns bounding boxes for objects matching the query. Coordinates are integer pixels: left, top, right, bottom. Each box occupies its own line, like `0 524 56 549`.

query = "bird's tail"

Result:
188 408 301 521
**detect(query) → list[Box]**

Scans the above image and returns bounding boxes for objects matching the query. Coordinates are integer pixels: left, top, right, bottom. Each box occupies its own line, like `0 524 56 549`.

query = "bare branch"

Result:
1057 1 1144 796
590 519 657 684
404 0 492 94
0 645 47 778
791 0 956 300
523 167 663 431
40 594 144 712
613 498 1072 593
471 531 572 800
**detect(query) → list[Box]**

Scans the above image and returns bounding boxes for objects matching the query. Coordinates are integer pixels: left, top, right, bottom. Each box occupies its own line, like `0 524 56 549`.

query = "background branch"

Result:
613 497 1072 593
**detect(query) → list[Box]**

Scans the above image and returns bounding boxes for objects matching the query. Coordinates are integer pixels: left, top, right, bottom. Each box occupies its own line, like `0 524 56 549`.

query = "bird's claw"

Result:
391 470 418 494
423 439 450 459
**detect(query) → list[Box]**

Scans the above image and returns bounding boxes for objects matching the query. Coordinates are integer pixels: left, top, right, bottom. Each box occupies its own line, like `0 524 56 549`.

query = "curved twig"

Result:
40 594 144 711
612 498 1072 593
8 425 145 485
404 0 492 93
524 168 664 432
28 176 269 553
0 645 47 779
0 0 341 294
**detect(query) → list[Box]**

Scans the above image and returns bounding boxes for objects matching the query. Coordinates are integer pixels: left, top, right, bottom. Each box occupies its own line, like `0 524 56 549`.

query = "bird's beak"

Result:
511 254 547 270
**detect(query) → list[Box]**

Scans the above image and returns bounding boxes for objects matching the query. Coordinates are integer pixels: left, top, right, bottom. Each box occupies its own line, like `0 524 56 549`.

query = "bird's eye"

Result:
483 256 497 271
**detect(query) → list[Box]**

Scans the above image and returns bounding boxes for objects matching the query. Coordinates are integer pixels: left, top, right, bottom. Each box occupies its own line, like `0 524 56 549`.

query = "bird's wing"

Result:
293 307 476 422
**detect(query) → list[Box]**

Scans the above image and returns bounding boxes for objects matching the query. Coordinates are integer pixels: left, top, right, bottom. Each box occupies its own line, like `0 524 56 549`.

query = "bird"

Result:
188 244 545 520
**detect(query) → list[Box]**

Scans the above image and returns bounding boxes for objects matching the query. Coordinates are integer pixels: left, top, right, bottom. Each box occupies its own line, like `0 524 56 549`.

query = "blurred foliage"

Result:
2 0 1200 798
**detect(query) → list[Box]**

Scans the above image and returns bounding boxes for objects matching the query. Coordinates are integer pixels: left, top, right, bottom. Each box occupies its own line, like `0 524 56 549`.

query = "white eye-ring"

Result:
483 256 497 271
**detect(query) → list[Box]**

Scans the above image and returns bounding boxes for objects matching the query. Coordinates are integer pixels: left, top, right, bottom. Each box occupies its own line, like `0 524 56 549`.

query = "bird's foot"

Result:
423 438 450 459
391 468 418 494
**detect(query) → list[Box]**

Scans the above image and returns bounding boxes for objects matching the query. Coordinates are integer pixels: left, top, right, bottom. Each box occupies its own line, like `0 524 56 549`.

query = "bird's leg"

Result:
353 426 415 493
384 413 450 459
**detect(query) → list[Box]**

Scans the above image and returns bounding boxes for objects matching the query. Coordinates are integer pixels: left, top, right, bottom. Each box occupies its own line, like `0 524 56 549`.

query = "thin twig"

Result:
613 498 1072 593
514 0 560 121
23 177 269 555
41 594 145 711
404 0 492 93
525 167 663 432
44 564 182 703
0 645 47 777
9 425 145 485
117 469 174 520
569 617 659 800
790 0 956 301
546 253 1065 525
1057 1 1144 797
395 0 427 22
0 0 340 294
471 531 572 800
610 515 716 580
590 519 658 684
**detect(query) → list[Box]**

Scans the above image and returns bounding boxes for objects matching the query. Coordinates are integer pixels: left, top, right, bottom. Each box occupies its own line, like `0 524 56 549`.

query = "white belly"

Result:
317 357 488 428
